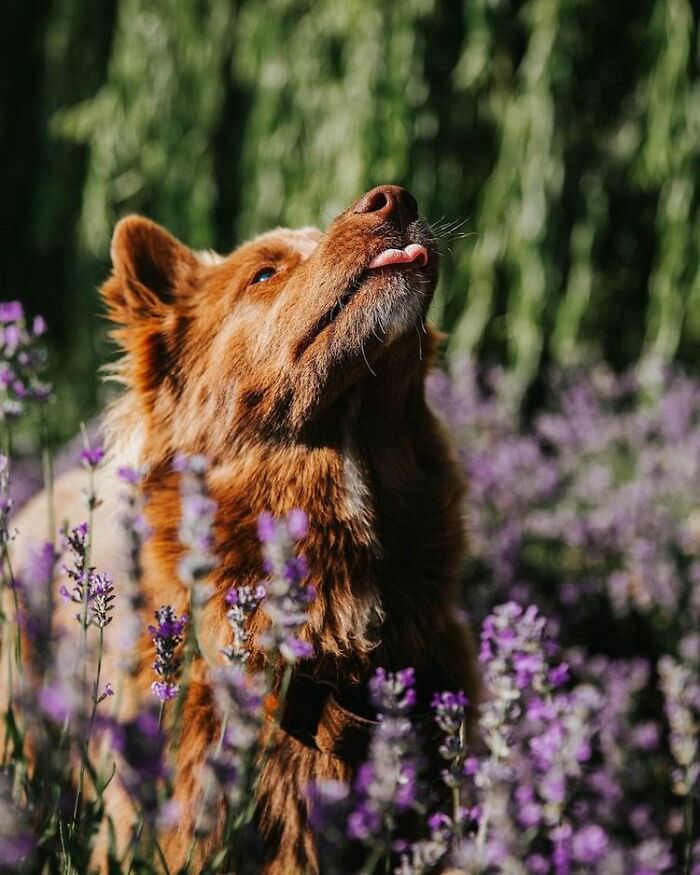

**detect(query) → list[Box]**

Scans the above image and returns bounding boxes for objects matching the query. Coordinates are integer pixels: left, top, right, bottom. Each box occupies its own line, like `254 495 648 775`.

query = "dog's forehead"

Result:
198 226 323 271
251 226 323 259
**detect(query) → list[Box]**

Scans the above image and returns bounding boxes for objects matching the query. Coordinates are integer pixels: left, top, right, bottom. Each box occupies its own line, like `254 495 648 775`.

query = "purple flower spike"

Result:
254 510 316 665
204 665 269 822
257 512 276 544
149 605 188 697
61 523 115 628
97 682 115 704
17 539 57 656
432 689 469 790
280 637 313 661
548 662 570 688
117 465 142 485
0 775 34 868
0 301 23 323
345 667 420 856
658 655 700 796
105 708 169 821
151 681 179 702
80 445 105 468
222 584 266 663
31 314 47 336
175 453 217 588
572 824 608 864
38 683 75 724
287 508 308 540
0 300 51 418
117 463 151 670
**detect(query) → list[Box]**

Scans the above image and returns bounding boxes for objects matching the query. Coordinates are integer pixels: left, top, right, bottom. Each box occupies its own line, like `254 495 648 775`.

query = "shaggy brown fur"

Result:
16 185 478 873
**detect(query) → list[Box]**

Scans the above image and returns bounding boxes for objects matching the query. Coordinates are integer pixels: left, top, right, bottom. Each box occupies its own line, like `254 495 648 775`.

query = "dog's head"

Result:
103 185 439 455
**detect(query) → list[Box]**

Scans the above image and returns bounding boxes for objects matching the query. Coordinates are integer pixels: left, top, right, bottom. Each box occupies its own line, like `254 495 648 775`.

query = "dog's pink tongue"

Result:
368 243 428 269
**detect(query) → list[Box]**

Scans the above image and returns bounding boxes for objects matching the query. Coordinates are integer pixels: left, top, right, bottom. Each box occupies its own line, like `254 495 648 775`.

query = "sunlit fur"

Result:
17 188 479 873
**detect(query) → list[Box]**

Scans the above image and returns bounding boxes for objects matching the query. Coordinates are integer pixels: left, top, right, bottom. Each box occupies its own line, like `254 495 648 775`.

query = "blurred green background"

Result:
4 0 700 439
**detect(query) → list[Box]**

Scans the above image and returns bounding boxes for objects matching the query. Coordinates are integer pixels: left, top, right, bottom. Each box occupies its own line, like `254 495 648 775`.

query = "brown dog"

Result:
15 185 478 872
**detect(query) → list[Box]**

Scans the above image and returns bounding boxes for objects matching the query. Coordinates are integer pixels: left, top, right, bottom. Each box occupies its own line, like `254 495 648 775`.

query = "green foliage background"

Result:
4 0 700 436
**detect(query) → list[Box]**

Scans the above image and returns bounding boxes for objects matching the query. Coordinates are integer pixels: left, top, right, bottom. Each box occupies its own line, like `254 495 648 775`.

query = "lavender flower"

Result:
431 602 606 872
395 814 451 875
148 605 188 702
0 302 23 322
308 779 351 832
17 539 58 674
432 690 469 789
38 683 75 725
98 682 115 704
108 708 169 824
430 361 700 650
211 666 266 778
37 634 88 725
117 465 150 669
223 583 266 663
151 682 179 703
0 300 51 420
0 775 34 868
572 823 609 864
257 510 315 663
347 668 419 846
19 539 57 592
79 445 105 469
59 523 115 629
632 837 675 873
0 454 13 548
197 665 269 834
174 454 217 594
478 602 549 760
658 656 700 796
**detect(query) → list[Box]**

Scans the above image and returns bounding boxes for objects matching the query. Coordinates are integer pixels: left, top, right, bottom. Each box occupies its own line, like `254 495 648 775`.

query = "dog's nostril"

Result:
353 185 419 223
369 191 389 212
356 188 391 214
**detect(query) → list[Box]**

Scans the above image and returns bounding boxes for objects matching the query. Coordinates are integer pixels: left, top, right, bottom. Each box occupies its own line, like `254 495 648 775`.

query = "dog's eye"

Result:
251 267 276 284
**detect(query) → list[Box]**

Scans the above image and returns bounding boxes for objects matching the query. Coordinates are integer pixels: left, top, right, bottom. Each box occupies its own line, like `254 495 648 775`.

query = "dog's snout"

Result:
353 184 419 226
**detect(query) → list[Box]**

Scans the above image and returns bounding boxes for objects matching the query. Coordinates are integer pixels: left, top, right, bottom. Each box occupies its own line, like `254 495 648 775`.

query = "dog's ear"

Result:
103 216 199 323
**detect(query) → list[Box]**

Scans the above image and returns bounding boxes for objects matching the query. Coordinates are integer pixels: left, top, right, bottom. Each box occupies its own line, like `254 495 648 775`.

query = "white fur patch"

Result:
197 249 225 266
377 273 427 345
341 444 380 559
343 452 370 523
102 394 146 470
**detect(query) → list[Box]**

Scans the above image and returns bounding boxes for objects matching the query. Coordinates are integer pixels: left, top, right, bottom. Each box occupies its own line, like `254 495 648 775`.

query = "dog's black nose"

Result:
353 185 419 227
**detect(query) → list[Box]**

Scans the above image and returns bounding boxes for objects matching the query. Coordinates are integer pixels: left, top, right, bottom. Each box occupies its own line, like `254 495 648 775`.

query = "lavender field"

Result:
1 301 698 874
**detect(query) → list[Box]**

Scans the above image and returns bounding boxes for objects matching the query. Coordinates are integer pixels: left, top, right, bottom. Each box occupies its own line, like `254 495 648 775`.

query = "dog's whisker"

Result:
415 325 424 360
361 340 377 377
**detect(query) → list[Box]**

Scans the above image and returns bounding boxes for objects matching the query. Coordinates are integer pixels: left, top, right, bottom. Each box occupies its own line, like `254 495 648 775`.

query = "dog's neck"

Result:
110 358 469 699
